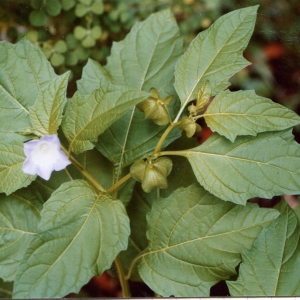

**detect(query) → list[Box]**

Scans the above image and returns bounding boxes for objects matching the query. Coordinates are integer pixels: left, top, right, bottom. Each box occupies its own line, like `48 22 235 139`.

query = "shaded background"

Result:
0 0 299 297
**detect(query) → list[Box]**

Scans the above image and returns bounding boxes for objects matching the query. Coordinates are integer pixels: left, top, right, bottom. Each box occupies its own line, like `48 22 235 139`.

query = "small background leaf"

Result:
138 184 279 296
0 188 42 281
0 279 13 298
204 90 300 142
13 180 130 298
227 201 300 296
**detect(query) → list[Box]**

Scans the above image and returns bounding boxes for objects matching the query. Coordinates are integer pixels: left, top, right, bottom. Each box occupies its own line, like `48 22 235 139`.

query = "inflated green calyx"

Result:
179 116 202 138
137 87 173 125
130 157 173 193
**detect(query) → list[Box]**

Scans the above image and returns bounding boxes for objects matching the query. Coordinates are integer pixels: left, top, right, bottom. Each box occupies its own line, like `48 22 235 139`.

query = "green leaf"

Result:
29 72 70 136
105 10 182 90
0 39 57 139
137 184 279 297
29 10 47 27
179 129 300 204
0 139 36 195
77 59 111 95
87 10 183 180
0 188 42 281
227 201 300 296
45 0 62 16
174 6 258 111
62 83 150 154
204 90 300 142
13 180 130 298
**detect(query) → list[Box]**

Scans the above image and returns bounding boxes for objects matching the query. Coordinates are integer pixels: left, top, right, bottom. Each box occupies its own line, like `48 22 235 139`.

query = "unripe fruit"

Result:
179 116 202 138
130 157 173 193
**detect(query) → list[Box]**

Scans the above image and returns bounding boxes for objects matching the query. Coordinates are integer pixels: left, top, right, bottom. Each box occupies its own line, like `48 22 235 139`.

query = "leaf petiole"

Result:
61 145 106 192
106 173 132 195
153 122 181 155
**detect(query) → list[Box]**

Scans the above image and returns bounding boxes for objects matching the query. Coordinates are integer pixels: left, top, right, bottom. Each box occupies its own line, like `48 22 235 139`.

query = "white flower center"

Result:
39 142 49 153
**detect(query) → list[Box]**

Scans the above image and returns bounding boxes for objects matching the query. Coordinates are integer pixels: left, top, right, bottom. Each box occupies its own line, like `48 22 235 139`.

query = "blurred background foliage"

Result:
0 0 300 297
1 0 300 114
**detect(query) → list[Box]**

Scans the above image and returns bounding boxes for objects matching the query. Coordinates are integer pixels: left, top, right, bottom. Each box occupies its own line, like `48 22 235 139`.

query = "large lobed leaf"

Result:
0 39 57 139
13 180 130 298
0 188 42 281
227 201 300 296
179 129 300 204
78 10 183 181
174 6 258 115
29 71 70 136
204 90 300 142
0 139 36 195
62 83 150 154
138 184 279 296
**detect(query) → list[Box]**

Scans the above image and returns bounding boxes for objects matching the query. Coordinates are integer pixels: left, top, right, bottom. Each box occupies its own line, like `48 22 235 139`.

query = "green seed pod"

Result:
137 88 173 126
142 157 173 193
130 157 173 193
130 159 147 183
179 116 202 138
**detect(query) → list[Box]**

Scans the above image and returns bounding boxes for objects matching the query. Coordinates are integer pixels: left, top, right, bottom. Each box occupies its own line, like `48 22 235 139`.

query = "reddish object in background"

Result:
263 43 284 60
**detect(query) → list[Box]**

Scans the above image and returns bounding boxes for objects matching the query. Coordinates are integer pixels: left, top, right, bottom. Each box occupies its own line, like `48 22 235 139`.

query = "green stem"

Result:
61 145 106 192
125 253 145 281
106 173 132 195
114 254 131 297
153 122 181 155
159 150 186 157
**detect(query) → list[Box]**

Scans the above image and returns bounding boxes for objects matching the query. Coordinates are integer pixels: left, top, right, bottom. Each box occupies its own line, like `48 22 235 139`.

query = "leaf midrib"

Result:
182 12 249 109
142 221 271 259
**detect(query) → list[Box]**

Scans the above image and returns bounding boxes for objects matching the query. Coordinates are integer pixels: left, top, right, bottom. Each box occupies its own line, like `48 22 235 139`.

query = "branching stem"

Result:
106 173 132 194
61 145 106 192
153 122 181 155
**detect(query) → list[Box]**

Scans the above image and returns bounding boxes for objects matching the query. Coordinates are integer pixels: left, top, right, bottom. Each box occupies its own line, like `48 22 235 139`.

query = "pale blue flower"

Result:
22 135 71 180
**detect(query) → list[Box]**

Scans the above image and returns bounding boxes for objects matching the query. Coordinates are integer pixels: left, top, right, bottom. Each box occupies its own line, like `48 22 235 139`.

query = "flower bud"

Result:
137 88 173 125
130 157 173 193
179 116 202 138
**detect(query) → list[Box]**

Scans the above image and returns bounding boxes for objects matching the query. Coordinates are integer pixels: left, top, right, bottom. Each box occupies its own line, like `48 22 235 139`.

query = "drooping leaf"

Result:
0 188 42 281
204 90 300 142
13 180 130 298
81 10 183 182
178 129 300 204
29 71 70 136
174 6 258 114
0 139 36 195
0 39 57 139
62 83 150 154
227 201 300 296
137 184 279 297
